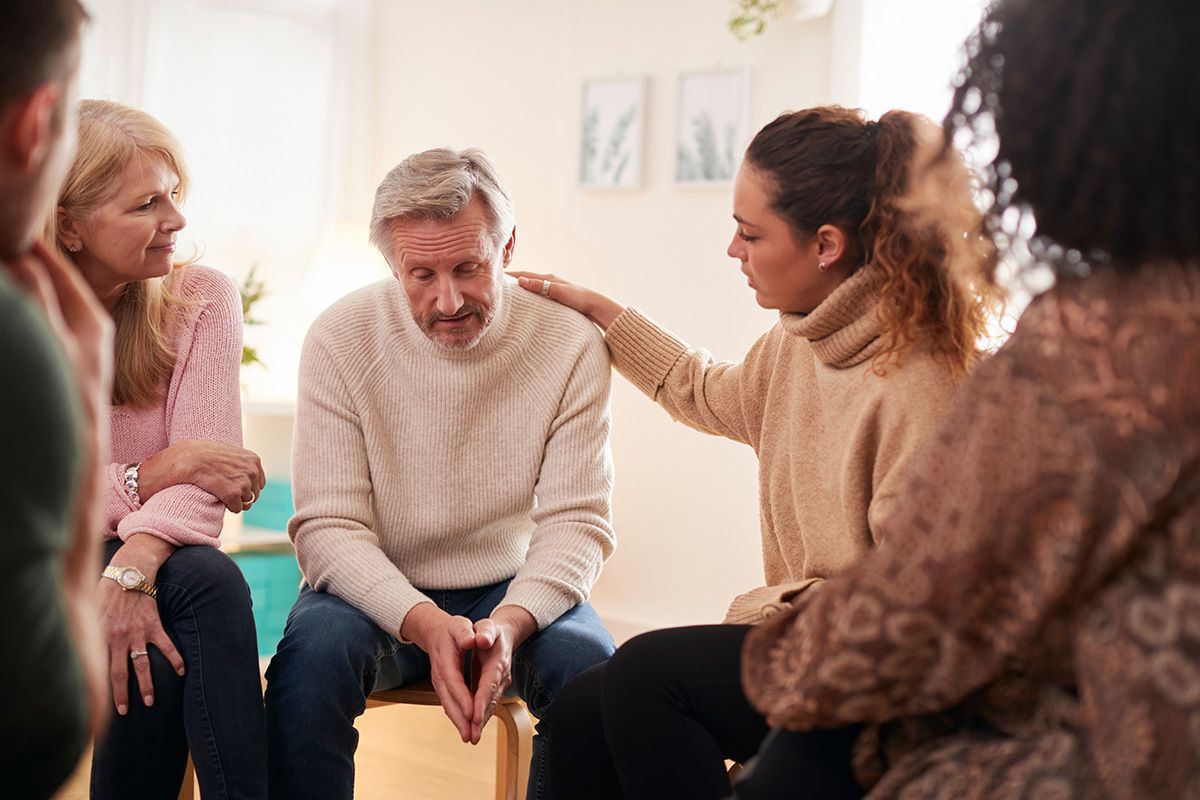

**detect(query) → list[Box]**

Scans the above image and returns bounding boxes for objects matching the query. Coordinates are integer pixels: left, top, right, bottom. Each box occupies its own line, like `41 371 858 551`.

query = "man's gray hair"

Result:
369 147 515 264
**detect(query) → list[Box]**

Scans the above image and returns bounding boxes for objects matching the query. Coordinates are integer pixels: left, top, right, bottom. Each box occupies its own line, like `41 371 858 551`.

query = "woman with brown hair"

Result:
738 0 1200 798
50 99 267 799
513 105 993 799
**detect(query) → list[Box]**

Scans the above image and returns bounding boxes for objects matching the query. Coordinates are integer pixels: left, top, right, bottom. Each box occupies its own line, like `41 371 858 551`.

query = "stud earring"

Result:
68 244 79 253
817 261 828 272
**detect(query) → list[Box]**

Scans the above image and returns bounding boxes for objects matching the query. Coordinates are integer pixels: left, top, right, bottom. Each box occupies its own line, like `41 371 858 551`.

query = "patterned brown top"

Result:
742 264 1200 799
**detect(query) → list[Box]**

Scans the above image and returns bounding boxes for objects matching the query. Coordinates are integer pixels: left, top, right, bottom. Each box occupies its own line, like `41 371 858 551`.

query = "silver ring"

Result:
130 649 148 660
540 279 552 297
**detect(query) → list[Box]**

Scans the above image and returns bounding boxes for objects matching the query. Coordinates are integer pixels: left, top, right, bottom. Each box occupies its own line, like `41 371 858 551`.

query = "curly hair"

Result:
944 0 1200 278
745 106 994 376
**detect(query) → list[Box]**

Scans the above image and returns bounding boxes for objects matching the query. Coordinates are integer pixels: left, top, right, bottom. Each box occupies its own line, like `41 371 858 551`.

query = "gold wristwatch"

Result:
102 565 158 598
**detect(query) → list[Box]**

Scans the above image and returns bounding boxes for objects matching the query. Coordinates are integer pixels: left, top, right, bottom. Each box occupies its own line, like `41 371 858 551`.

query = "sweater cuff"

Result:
117 521 218 548
355 577 435 642
605 308 689 400
497 579 577 631
723 580 822 625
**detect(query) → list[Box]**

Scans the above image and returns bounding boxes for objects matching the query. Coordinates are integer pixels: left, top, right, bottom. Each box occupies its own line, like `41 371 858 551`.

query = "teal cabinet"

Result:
231 549 301 657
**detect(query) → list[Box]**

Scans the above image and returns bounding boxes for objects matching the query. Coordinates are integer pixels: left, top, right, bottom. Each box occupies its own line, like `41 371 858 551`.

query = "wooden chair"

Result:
366 679 535 800
177 759 196 799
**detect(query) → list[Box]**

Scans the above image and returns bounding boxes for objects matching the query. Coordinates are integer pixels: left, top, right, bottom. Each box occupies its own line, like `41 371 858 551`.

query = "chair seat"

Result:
365 678 446 708
366 679 535 800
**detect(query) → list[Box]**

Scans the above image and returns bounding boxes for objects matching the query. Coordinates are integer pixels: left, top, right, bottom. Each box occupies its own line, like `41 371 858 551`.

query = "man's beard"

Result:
415 302 495 350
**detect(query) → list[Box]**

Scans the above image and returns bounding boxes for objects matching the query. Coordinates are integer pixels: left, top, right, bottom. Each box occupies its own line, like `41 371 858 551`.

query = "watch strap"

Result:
101 565 158 598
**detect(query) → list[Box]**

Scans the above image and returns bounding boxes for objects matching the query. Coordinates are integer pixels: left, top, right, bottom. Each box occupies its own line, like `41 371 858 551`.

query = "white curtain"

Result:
78 0 375 401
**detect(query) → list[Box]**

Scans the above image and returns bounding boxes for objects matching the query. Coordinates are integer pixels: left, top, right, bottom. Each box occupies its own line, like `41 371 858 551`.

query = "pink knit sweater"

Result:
102 265 243 547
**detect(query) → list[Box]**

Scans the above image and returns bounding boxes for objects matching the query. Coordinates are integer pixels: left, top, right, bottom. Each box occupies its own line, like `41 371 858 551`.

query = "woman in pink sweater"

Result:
49 100 267 799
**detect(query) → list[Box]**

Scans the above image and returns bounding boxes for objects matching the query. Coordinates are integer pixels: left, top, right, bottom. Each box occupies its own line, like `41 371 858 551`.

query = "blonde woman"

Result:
50 99 267 799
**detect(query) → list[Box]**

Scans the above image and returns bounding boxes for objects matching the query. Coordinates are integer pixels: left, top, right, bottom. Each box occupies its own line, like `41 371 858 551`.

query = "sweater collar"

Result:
391 274 515 361
779 267 884 368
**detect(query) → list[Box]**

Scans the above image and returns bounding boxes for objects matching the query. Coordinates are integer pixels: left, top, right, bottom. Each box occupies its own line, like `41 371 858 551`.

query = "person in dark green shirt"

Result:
0 2 114 796
0 269 90 797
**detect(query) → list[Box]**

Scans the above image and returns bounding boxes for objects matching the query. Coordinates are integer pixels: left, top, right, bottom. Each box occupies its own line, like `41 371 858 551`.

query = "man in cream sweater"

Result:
264 148 616 800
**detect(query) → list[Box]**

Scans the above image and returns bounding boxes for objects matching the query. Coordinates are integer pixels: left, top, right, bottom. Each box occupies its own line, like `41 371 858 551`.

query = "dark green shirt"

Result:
0 266 90 796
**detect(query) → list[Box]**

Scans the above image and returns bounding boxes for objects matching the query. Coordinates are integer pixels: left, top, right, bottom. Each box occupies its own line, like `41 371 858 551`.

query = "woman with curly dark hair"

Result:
511 105 994 799
739 1 1200 798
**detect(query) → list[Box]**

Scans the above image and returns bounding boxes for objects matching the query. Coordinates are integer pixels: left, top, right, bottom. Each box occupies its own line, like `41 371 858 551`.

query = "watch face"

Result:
118 568 142 588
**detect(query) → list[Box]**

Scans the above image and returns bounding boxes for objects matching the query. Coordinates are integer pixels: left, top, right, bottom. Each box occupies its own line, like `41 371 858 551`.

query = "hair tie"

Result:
865 121 879 139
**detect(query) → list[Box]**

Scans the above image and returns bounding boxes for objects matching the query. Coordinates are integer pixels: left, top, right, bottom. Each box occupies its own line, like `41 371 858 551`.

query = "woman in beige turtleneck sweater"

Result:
514 107 994 799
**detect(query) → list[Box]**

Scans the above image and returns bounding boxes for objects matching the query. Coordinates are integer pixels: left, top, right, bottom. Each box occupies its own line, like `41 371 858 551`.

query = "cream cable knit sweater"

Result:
289 277 615 637
604 267 962 625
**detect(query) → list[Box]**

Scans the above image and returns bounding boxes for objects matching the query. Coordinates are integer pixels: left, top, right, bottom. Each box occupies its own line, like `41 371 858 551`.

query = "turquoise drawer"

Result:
231 550 301 657
243 478 293 532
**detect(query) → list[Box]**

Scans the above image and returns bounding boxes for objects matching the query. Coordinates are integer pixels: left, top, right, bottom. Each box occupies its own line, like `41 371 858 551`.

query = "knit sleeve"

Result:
605 307 772 447
497 329 616 629
740 348 1136 729
289 331 432 638
114 267 243 547
723 579 823 625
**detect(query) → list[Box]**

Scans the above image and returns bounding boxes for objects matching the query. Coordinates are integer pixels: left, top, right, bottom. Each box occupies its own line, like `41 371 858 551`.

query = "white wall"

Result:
78 0 989 637
369 0 834 634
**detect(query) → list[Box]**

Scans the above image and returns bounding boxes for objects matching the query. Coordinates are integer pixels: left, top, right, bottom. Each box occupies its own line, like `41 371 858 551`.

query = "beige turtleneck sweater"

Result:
289 277 616 636
604 267 962 624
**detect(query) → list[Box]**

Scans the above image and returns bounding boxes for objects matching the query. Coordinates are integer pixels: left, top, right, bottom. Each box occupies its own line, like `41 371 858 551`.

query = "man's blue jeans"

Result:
264 581 615 800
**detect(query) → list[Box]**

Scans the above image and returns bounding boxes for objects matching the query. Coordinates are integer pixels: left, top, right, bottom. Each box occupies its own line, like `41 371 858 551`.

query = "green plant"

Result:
239 264 266 368
729 0 781 40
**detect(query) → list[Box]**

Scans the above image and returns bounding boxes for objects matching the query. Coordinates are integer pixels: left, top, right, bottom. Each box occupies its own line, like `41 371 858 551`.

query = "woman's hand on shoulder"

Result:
508 270 626 331
139 439 266 512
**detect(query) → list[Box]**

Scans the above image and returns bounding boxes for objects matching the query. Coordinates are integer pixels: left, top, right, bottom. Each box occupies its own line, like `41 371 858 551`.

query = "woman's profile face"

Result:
71 154 185 290
727 163 845 314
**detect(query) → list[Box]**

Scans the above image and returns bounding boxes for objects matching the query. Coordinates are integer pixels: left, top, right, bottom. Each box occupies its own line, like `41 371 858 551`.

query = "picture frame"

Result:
675 67 752 185
579 76 648 189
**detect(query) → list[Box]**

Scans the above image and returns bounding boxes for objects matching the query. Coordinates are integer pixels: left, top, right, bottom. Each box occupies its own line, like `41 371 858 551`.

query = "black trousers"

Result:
545 624 863 800
732 725 864 800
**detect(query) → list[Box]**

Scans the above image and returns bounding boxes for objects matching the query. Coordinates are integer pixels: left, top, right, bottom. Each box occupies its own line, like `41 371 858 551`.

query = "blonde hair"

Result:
48 99 194 407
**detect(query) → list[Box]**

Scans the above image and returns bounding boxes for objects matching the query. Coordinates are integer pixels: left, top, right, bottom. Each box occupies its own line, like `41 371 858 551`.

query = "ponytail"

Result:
864 110 994 376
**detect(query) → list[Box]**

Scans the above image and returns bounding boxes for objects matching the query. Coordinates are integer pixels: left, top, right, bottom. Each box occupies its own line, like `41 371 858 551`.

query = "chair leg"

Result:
177 756 196 800
494 702 535 800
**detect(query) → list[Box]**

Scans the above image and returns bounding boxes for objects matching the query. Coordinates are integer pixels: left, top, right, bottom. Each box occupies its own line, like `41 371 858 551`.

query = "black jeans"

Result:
91 540 267 800
730 725 864 800
546 624 862 800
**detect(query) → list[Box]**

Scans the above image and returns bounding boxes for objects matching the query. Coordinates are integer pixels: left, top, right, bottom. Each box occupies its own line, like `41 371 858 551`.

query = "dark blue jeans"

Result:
91 540 267 800
264 582 615 800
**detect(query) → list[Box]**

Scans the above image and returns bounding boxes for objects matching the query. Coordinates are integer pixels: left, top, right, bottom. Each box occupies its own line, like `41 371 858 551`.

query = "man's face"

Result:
388 196 513 350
